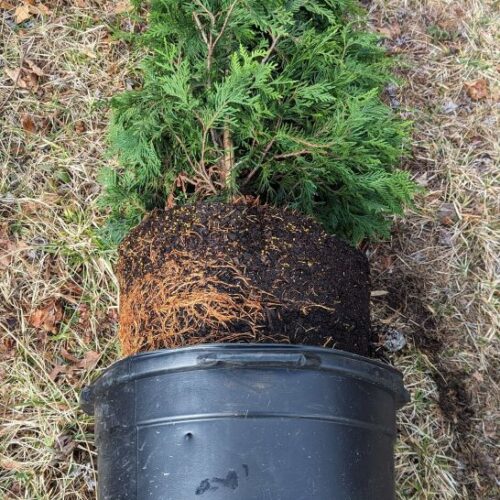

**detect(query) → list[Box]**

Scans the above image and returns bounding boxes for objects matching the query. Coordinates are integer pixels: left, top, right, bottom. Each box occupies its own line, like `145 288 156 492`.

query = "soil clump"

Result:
117 203 373 356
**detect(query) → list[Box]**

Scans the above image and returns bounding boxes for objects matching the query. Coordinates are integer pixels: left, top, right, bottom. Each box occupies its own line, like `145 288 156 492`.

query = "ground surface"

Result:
117 203 371 356
0 1 498 498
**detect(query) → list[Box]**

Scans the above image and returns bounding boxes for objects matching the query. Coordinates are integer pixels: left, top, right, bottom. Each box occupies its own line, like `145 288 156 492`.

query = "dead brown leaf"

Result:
0 226 28 268
25 59 44 77
60 347 78 363
60 348 100 370
21 113 36 134
49 364 67 381
30 2 50 16
77 350 100 369
378 23 401 39
465 79 490 101
14 4 31 23
113 0 133 14
29 299 63 334
4 66 39 90
5 67 25 87
0 1 15 10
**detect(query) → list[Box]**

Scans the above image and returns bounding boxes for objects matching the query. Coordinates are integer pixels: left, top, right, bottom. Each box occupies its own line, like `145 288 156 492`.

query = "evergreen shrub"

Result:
101 0 415 243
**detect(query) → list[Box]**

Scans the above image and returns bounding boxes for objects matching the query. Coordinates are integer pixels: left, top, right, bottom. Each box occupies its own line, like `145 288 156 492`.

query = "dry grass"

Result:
0 0 498 498
0 2 131 497
369 0 499 497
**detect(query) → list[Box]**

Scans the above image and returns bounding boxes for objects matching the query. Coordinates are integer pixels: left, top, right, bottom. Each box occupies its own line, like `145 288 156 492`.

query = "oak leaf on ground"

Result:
29 299 63 334
21 113 36 133
465 79 490 101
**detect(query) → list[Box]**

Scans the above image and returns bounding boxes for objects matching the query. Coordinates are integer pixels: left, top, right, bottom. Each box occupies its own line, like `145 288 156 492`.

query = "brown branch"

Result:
273 149 311 160
212 1 238 50
242 139 274 186
291 137 331 148
194 1 238 76
194 0 216 24
221 125 234 188
192 12 209 45
262 34 280 64
242 115 282 186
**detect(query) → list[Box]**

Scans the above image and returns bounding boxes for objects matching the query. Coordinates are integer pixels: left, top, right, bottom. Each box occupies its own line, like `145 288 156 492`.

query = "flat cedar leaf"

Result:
29 299 63 334
465 79 490 101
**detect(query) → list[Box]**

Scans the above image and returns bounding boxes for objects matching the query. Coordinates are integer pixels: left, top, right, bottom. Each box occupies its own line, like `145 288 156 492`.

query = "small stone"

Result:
382 328 407 352
442 101 459 114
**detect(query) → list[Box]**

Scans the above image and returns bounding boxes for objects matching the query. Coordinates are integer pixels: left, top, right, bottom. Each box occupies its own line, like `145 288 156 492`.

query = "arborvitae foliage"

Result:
101 0 414 243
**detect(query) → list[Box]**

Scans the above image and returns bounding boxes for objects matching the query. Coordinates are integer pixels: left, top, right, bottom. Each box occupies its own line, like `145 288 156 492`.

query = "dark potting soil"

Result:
117 202 373 356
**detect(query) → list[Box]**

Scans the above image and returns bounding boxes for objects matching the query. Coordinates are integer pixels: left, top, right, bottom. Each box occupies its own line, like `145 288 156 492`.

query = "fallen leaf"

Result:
21 113 36 134
25 59 44 76
0 1 15 10
14 4 31 23
378 23 401 39
5 67 24 87
379 255 394 271
29 299 63 334
4 66 39 90
440 216 454 226
465 79 490 101
60 347 79 363
0 227 28 268
30 2 50 16
74 120 86 133
77 350 100 369
113 0 133 14
60 348 100 370
49 364 67 381
371 290 389 297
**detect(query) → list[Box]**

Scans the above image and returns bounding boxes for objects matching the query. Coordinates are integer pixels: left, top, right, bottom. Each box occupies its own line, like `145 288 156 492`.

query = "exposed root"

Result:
119 251 267 355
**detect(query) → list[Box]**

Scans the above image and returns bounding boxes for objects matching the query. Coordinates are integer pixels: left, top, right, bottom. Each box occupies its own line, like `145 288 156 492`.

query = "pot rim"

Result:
82 344 409 414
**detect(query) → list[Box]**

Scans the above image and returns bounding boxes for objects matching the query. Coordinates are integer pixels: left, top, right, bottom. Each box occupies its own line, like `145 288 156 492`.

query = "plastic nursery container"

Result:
81 344 409 500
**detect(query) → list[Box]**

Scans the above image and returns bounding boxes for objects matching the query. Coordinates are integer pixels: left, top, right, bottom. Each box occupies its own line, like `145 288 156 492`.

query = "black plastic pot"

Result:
81 344 408 500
